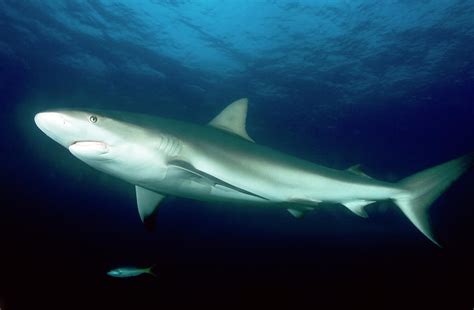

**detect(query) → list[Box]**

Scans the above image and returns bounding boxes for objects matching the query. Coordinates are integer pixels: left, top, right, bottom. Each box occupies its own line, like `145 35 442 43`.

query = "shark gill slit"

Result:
158 134 181 157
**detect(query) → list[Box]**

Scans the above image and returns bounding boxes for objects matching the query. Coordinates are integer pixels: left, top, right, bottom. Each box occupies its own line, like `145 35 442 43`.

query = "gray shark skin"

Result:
34 98 472 246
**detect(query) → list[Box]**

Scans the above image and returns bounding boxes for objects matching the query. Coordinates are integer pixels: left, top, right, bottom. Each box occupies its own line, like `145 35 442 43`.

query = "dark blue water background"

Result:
1 1 473 308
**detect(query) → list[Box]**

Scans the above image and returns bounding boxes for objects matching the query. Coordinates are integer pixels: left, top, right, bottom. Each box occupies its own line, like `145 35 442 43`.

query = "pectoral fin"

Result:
135 186 166 231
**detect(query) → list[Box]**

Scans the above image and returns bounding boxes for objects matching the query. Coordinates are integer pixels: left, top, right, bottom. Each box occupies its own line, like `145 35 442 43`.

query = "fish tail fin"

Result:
147 264 157 277
394 153 473 246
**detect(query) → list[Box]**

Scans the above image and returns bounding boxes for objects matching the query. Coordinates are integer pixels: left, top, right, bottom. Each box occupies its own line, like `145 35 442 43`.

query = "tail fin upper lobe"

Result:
394 153 473 246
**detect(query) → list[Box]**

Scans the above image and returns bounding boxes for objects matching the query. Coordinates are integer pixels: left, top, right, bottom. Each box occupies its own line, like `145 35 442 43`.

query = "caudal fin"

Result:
394 153 473 246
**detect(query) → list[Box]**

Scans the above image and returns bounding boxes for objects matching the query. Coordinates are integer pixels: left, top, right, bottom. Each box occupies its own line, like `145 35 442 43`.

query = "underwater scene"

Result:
1 0 473 309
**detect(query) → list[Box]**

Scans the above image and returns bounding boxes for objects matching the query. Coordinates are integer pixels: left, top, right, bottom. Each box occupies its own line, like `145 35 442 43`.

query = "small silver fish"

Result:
107 265 156 278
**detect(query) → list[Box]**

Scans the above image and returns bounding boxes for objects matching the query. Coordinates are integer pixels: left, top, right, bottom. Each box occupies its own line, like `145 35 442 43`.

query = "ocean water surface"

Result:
1 0 473 308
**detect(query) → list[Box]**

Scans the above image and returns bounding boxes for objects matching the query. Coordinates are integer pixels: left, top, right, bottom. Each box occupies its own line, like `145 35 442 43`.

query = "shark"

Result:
34 98 472 246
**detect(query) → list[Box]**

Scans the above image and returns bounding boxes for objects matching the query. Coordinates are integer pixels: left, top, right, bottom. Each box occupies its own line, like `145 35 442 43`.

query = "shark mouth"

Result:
69 141 109 155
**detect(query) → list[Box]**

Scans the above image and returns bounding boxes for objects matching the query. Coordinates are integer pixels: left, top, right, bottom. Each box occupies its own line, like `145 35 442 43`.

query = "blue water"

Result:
1 1 473 308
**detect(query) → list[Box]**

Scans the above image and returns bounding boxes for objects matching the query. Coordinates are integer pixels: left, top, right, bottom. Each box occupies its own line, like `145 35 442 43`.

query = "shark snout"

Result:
34 112 75 147
34 112 69 131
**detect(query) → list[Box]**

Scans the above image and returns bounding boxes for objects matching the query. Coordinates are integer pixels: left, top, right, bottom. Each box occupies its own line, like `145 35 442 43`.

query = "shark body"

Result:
34 98 472 246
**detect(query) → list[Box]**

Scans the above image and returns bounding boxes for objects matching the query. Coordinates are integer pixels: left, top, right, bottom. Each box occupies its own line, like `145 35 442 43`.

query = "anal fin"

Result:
285 202 317 219
287 208 311 219
342 200 374 218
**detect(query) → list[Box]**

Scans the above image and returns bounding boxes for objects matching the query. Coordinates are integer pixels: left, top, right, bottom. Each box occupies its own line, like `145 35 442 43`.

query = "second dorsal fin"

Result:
347 164 372 179
208 98 254 142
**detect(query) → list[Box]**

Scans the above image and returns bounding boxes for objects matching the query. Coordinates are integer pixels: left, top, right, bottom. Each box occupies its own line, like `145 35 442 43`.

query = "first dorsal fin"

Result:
208 98 254 142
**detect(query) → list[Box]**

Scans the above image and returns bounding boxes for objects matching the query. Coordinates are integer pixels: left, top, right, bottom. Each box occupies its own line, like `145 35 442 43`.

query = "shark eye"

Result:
89 115 98 123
